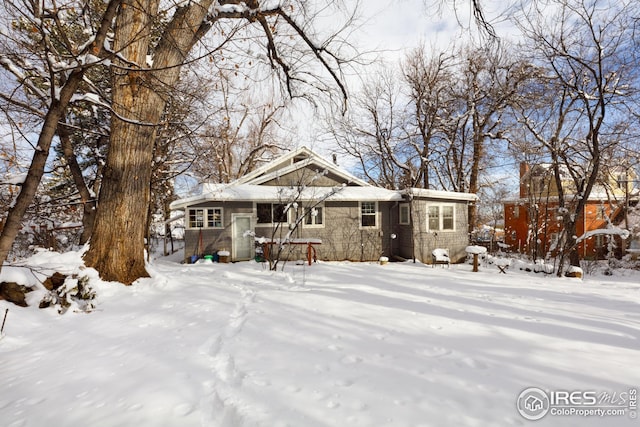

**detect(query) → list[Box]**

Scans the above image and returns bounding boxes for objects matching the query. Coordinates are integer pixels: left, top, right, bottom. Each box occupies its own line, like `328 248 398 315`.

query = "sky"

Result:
348 0 517 64
292 0 521 190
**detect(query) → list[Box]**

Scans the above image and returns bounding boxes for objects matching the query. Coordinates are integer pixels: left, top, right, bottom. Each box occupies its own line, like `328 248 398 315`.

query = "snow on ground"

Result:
1 252 639 427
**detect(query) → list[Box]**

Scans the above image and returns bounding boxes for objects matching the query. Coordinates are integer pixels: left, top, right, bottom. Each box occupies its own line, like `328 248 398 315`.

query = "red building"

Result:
504 163 637 260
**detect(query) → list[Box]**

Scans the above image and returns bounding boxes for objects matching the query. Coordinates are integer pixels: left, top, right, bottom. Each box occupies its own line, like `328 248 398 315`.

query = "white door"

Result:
232 215 253 261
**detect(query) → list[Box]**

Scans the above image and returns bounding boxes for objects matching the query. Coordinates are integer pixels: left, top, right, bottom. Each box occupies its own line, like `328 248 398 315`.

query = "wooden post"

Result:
1 309 8 334
473 254 479 272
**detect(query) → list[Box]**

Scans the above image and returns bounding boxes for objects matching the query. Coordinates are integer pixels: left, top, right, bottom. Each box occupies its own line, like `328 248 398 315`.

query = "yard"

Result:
0 250 639 426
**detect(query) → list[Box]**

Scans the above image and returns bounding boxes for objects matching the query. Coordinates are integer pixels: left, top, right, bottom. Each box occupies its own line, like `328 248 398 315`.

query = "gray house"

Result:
170 147 476 264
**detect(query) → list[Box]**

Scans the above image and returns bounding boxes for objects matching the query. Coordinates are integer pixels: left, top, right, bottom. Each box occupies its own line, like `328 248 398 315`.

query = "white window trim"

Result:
187 207 224 230
359 201 379 229
399 203 410 225
426 204 456 232
303 204 325 228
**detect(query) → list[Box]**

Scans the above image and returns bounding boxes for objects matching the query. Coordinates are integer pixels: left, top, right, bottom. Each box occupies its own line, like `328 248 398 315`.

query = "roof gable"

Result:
236 146 370 187
169 147 478 210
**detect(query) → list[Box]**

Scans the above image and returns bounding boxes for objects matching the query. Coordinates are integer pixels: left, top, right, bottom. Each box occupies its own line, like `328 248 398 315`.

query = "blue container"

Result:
190 255 199 264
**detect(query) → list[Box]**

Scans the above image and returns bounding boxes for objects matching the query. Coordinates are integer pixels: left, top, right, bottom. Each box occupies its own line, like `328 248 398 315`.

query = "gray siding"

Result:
183 201 252 262
261 166 348 187
409 199 470 263
182 197 471 264
254 201 392 262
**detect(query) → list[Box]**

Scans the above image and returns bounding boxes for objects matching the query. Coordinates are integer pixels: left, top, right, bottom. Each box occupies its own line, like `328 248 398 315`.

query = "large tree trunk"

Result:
84 0 213 284
83 0 160 284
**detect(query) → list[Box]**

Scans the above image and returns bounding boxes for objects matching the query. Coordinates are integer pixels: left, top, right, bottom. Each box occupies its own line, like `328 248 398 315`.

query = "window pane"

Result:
442 206 454 230
428 206 440 230
257 203 272 223
361 202 375 214
400 205 409 224
361 214 376 227
361 202 376 227
273 204 287 223
189 209 204 228
207 208 222 228
305 207 323 225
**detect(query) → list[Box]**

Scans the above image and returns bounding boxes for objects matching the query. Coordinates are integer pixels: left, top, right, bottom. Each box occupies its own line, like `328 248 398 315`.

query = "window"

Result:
427 205 455 231
360 201 377 228
596 205 606 220
207 208 223 228
304 206 324 227
616 173 627 189
256 203 288 224
442 206 454 230
531 176 544 195
399 204 410 225
189 209 205 228
428 206 440 230
188 208 223 229
512 206 520 219
257 203 272 224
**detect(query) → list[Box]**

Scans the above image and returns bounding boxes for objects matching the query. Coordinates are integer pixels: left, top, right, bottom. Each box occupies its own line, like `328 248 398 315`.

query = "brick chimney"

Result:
519 162 530 198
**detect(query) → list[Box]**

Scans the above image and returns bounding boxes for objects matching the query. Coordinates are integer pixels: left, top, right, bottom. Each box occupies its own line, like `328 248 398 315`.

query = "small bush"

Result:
39 274 96 314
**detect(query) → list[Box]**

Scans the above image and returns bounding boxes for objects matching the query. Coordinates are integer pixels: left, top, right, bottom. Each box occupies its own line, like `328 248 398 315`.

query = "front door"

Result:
232 214 253 261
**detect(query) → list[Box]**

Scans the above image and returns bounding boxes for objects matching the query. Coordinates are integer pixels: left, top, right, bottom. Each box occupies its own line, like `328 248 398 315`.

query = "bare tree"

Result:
449 43 531 232
402 45 457 189
189 70 289 184
83 0 352 284
0 0 121 267
513 0 638 274
330 63 410 189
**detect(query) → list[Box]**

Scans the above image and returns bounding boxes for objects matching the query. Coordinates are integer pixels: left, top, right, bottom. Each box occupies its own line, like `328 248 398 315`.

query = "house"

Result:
503 162 639 260
170 147 477 264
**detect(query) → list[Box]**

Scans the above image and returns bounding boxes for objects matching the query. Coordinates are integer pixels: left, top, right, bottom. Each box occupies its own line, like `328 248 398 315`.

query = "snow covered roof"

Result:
408 188 477 202
170 147 478 210
170 183 403 209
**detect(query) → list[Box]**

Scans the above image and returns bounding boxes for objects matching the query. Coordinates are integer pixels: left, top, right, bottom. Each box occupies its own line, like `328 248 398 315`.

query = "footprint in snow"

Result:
417 346 452 358
334 378 354 387
213 353 243 386
327 400 340 409
340 355 363 365
199 335 222 357
456 356 488 370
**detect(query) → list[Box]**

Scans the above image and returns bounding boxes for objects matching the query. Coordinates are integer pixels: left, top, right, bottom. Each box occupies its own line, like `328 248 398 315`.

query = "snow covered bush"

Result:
39 274 95 314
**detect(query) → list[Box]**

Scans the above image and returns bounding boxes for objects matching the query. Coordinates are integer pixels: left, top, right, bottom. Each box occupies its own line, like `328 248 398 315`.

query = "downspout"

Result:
407 189 416 263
